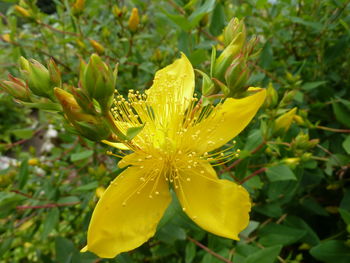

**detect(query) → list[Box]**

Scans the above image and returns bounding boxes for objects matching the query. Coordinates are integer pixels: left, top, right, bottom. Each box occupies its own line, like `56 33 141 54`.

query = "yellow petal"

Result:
118 152 147 168
175 160 251 239
146 53 194 131
187 88 266 153
85 164 171 258
101 140 130 150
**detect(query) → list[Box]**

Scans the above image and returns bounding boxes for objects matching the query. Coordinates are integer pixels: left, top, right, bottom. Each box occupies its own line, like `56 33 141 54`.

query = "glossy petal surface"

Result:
184 88 266 153
175 160 251 240
86 164 171 258
146 53 194 132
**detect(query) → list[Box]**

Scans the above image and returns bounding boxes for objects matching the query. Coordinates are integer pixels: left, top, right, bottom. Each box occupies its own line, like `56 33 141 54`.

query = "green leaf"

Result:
115 253 134 263
339 208 350 224
18 159 29 189
342 135 350 154
189 49 207 66
289 16 323 31
0 193 25 217
72 181 98 193
11 128 34 139
332 101 350 128
164 13 192 31
244 129 263 151
245 245 282 263
70 150 94 162
260 42 273 69
266 165 296 182
285 216 320 246
209 3 226 36
340 190 350 211
259 223 306 246
57 196 80 204
0 238 13 257
156 222 186 244
21 101 61 111
240 221 260 237
55 237 75 263
310 240 350 263
300 197 329 216
210 46 216 77
254 202 283 218
185 242 196 263
301 81 326 91
42 207 59 238
188 0 216 27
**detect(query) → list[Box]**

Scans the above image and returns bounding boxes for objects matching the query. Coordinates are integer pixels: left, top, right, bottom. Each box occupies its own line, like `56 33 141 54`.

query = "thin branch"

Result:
187 236 233 263
220 141 266 174
16 202 79 210
240 167 266 184
316 125 350 133
168 0 186 15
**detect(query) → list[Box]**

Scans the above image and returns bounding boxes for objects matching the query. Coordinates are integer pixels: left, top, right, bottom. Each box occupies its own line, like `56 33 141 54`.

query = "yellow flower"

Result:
82 54 266 258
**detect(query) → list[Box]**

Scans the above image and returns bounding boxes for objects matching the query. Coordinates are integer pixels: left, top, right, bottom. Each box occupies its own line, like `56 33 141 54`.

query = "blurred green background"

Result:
0 0 350 262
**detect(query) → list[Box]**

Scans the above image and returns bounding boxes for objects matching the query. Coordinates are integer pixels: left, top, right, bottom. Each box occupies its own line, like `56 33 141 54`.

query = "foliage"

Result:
1 0 350 262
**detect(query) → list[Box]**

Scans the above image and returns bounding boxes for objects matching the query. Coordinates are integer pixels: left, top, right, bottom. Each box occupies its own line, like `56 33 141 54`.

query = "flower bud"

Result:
293 132 319 150
89 39 105 55
1 34 12 43
212 35 244 81
72 0 85 16
264 83 278 108
81 54 117 113
274 107 297 134
128 8 140 32
224 55 250 97
19 57 53 99
282 157 300 168
223 17 246 47
28 158 39 166
14 5 31 18
1 74 31 101
47 58 61 88
279 90 296 107
112 5 123 18
195 70 216 98
54 88 111 141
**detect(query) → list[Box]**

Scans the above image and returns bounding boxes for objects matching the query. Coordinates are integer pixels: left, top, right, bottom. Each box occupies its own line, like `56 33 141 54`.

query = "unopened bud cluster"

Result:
201 17 258 103
0 54 135 143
